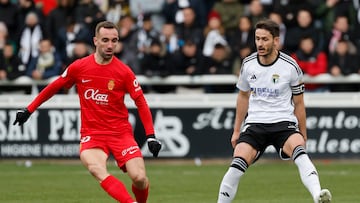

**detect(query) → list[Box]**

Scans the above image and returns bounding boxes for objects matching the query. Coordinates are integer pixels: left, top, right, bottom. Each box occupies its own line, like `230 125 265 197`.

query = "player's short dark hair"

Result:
255 19 280 38
95 21 119 37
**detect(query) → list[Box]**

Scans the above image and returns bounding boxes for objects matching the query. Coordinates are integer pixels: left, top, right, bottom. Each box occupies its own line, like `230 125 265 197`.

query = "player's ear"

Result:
273 36 280 47
93 37 97 46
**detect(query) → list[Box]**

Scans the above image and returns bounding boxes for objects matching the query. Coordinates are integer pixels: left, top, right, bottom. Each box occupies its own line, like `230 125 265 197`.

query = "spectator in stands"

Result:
106 0 130 24
291 36 328 92
62 40 92 94
269 11 286 51
17 0 44 29
117 14 140 74
26 39 62 83
285 8 324 54
161 0 186 25
160 22 180 55
175 6 204 49
161 0 212 29
231 44 252 77
173 39 204 93
136 13 160 62
202 10 228 57
18 12 45 70
212 0 245 36
246 0 267 27
0 22 8 52
0 43 27 80
227 15 255 62
328 38 360 92
74 0 106 36
66 40 92 65
140 39 176 93
33 0 58 16
202 43 234 93
353 2 360 52
45 0 76 45
173 39 202 75
315 0 357 33
326 15 358 55
0 0 19 42
272 0 314 29
0 43 32 94
56 17 92 64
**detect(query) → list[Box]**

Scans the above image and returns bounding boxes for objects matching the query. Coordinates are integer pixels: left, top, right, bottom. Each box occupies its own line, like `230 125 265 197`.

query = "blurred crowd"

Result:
1 0 360 94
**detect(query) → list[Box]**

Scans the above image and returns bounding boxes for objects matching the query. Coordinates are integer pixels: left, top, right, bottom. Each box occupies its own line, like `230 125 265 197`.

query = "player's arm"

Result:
133 93 162 157
126 70 161 157
231 90 250 148
13 75 74 126
133 93 155 136
27 77 70 112
293 92 307 141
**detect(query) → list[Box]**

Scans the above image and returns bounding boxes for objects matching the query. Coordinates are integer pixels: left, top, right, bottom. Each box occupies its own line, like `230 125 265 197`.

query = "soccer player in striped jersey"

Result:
13 21 161 203
217 19 331 203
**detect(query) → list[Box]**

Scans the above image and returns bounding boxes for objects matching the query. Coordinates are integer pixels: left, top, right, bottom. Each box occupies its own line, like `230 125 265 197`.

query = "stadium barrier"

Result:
0 92 360 159
1 73 360 88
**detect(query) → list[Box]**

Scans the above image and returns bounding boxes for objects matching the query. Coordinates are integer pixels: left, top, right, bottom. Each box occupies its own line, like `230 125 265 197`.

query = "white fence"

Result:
1 73 360 87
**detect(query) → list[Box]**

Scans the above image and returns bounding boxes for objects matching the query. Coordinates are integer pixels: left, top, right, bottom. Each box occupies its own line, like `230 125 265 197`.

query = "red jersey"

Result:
27 54 155 137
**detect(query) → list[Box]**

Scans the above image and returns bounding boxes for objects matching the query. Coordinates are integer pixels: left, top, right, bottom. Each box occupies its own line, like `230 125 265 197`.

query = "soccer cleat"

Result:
317 189 332 203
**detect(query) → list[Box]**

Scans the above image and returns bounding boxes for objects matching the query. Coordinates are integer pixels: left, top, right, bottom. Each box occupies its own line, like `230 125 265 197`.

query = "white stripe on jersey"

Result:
236 51 303 124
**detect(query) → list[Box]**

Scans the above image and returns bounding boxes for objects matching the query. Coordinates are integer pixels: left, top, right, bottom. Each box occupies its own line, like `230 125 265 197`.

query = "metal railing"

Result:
1 73 360 87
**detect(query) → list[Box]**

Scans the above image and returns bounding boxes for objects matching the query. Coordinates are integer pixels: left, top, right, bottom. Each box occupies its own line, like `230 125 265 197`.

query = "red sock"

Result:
132 184 149 203
100 175 135 203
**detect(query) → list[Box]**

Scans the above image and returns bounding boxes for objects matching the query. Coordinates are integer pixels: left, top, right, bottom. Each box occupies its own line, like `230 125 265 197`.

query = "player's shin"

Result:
217 157 248 203
100 175 135 203
132 183 149 203
292 146 321 201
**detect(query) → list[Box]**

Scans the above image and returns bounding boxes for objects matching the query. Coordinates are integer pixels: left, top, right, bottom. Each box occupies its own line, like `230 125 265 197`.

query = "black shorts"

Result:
237 121 300 161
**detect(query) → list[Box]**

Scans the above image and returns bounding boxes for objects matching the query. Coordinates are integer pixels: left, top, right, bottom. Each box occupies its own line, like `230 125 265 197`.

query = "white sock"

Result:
294 154 321 200
217 167 244 203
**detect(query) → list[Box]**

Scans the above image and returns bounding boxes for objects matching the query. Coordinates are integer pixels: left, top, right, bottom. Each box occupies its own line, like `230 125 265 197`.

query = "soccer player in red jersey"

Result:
13 21 162 203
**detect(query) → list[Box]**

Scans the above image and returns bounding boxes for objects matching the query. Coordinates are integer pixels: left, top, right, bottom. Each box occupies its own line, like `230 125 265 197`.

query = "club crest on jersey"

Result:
272 74 279 84
108 80 115 90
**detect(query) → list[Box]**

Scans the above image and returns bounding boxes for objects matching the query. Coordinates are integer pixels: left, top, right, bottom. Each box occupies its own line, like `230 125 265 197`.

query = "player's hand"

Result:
231 131 241 148
147 135 162 157
13 108 31 126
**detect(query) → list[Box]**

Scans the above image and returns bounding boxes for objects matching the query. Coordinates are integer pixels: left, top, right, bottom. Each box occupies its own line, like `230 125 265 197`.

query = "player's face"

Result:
255 28 278 57
94 27 119 61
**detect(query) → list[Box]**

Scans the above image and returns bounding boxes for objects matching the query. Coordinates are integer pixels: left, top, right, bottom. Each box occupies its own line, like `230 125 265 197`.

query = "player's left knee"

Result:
292 145 307 161
131 173 148 186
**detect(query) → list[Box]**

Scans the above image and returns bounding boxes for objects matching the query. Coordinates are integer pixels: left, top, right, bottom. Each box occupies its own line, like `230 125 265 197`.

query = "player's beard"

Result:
100 49 113 61
257 45 273 58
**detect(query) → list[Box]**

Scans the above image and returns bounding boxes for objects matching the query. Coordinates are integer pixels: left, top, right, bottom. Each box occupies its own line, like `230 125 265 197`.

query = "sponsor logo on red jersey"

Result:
122 146 139 156
133 79 141 92
84 89 109 103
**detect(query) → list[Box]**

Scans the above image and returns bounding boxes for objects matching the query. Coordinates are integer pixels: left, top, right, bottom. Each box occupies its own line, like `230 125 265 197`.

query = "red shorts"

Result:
79 133 143 172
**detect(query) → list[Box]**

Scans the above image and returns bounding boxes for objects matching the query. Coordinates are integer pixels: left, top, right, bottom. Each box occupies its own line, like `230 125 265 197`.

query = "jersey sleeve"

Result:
236 63 250 91
290 61 305 95
27 61 77 113
27 76 72 112
125 68 155 136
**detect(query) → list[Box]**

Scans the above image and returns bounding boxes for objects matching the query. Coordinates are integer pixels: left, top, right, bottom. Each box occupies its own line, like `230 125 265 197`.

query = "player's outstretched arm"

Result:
13 76 72 126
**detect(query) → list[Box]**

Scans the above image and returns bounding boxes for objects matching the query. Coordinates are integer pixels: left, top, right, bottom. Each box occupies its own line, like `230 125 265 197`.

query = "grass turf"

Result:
0 159 359 203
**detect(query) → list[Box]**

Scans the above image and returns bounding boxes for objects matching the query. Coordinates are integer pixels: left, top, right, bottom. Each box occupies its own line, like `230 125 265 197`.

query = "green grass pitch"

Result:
0 159 359 203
